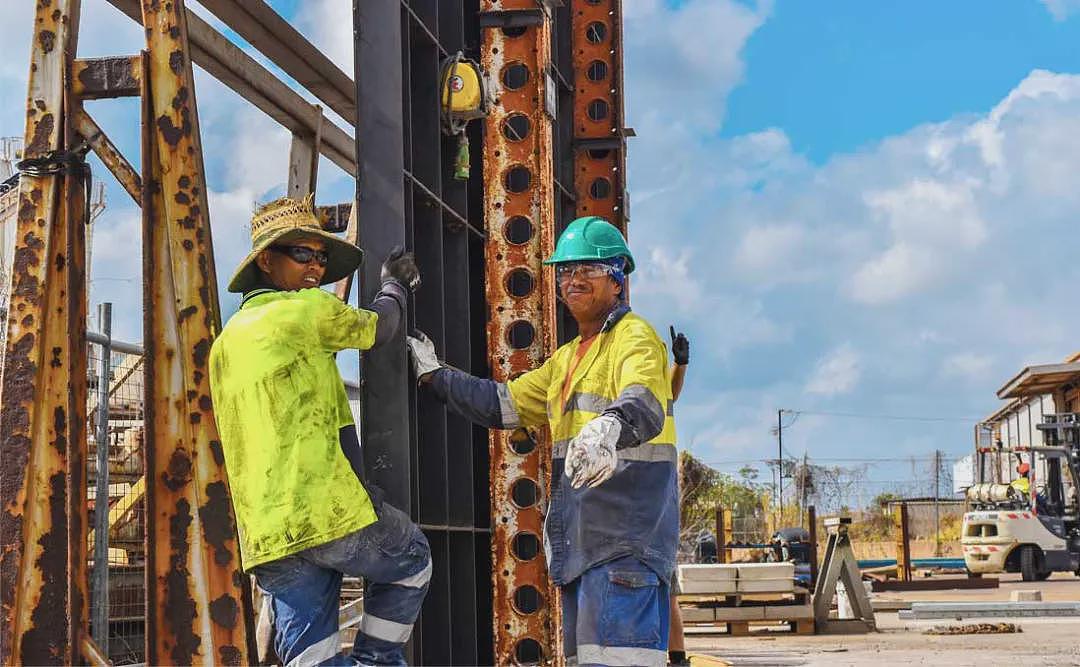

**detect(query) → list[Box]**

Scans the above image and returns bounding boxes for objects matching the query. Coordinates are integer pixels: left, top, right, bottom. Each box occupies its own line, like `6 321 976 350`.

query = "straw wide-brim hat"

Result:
227 195 363 293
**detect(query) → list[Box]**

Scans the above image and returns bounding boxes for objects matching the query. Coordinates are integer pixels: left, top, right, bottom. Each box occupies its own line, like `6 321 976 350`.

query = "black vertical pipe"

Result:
353 0 411 512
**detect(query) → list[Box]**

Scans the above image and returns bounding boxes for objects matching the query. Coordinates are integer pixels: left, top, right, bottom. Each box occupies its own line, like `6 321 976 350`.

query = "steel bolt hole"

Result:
503 114 531 142
587 60 608 82
512 532 541 561
502 62 530 91
505 166 532 193
587 98 609 122
507 320 536 349
514 584 542 615
509 428 536 455
502 26 527 38
511 477 540 508
586 22 608 44
590 177 612 199
504 216 534 244
514 638 542 666
587 148 611 160
505 269 534 298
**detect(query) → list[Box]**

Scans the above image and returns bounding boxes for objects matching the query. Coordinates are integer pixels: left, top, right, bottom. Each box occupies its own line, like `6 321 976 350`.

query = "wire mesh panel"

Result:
86 339 146 665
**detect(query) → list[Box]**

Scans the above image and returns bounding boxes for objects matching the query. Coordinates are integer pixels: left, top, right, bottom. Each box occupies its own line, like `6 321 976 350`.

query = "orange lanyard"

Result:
560 336 597 407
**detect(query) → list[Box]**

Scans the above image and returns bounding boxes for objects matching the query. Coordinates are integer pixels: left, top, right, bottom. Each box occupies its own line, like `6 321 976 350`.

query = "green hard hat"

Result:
544 216 635 274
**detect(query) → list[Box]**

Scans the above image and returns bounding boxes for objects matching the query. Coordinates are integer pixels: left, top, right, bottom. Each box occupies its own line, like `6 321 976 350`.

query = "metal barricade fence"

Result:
86 304 146 665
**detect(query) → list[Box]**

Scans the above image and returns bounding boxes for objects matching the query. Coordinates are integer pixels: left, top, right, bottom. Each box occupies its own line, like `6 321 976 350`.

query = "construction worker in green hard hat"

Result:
406 216 678 666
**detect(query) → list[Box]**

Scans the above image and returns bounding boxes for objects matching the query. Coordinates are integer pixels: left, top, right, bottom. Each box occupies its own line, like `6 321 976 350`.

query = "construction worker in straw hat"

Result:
407 216 678 666
209 196 430 666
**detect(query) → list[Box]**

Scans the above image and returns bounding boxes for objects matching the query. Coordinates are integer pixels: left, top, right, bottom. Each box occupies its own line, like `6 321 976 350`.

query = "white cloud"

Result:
942 353 995 381
1041 0 1080 21
805 344 861 397
849 178 986 304
625 0 772 132
296 0 353 74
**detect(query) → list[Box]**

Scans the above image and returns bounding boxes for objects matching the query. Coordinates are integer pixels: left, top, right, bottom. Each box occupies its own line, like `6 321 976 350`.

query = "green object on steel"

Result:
454 133 470 180
544 216 635 273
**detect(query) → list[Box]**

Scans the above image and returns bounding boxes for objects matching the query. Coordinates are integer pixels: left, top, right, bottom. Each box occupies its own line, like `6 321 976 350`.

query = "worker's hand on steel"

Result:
565 414 621 489
669 325 689 366
381 245 421 292
406 331 443 382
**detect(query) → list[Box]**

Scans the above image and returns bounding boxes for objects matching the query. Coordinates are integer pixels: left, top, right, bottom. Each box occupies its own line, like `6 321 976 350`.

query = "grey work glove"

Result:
406 331 443 381
565 414 622 489
381 245 421 292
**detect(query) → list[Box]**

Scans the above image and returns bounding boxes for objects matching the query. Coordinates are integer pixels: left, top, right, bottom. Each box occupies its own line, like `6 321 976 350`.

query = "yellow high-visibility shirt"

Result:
1011 476 1031 497
209 288 379 569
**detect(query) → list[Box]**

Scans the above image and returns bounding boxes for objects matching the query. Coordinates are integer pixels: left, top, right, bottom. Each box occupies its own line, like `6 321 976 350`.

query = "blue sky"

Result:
3 1 1080 506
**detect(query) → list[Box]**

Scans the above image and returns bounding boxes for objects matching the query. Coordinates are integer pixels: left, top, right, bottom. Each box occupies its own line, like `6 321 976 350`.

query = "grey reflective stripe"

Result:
554 439 569 458
621 384 666 424
390 557 432 589
564 391 611 414
576 644 667 667
553 439 675 463
286 631 339 667
497 383 522 429
565 655 578 666
360 613 413 643
666 399 674 416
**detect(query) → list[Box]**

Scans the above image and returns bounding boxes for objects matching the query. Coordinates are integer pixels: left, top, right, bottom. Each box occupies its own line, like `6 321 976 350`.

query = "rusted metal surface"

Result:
0 1 87 663
80 633 112 666
481 3 562 664
72 56 142 99
571 0 628 232
140 1 253 661
72 108 142 205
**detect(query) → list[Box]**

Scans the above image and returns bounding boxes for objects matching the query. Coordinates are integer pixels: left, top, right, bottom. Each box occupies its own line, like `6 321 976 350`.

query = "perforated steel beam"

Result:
480 3 562 663
571 0 629 232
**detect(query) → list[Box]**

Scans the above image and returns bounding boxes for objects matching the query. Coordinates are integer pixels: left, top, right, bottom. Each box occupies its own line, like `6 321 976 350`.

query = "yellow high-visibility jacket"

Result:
209 288 380 569
430 305 679 585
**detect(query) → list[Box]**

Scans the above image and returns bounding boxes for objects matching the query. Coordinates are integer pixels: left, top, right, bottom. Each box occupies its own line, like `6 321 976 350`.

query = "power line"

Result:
701 455 967 466
788 409 979 423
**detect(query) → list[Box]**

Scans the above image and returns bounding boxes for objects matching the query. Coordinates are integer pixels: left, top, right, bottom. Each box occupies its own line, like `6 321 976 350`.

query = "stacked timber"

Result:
677 562 813 635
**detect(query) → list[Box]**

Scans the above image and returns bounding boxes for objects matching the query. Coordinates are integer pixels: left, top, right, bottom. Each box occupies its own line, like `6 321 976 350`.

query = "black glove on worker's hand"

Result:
670 325 690 366
381 245 421 292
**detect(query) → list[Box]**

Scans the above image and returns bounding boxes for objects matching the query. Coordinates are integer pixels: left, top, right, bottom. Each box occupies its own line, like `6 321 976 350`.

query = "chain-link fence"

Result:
87 312 146 665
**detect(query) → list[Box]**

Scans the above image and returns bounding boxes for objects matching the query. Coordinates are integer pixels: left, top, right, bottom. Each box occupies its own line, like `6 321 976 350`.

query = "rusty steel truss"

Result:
1 0 631 664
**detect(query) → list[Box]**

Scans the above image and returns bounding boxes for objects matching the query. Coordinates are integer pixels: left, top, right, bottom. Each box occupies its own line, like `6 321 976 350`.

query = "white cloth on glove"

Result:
406 332 443 380
565 414 622 489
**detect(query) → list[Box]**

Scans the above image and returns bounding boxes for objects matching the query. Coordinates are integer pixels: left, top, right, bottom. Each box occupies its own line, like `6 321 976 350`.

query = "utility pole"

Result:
777 409 783 517
933 450 941 557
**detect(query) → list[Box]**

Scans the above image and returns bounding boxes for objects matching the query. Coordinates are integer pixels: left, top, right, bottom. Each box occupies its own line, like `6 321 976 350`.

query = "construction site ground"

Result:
685 572 1080 666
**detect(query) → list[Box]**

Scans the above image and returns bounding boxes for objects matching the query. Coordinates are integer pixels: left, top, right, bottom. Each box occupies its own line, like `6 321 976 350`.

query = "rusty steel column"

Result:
140 0 253 660
571 0 628 232
0 1 90 664
480 4 562 664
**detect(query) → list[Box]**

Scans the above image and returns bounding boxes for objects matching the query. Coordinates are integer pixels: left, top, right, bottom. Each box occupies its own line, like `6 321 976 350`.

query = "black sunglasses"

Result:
272 244 329 266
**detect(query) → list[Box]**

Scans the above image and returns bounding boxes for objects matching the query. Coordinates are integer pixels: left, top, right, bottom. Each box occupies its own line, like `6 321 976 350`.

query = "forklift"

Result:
962 413 1080 580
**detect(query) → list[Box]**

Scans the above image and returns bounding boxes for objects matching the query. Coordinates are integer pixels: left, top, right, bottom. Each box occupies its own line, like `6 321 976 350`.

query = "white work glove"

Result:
565 414 622 489
405 331 443 380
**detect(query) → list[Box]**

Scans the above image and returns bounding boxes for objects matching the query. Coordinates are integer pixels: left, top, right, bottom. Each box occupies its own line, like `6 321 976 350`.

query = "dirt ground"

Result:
685 572 1080 666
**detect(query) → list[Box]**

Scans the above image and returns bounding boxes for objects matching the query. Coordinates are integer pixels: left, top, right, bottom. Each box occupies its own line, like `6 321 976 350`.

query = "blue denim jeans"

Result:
251 502 431 666
561 556 670 667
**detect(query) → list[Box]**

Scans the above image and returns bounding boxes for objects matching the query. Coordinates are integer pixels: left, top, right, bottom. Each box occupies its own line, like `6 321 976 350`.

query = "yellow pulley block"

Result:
440 52 489 126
